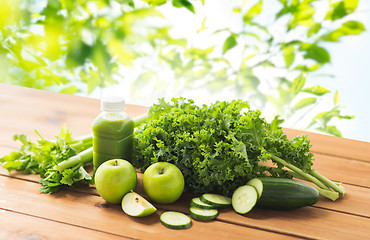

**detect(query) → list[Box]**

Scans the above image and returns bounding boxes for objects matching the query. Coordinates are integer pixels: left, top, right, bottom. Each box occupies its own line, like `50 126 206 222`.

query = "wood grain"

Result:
0 210 132 240
284 128 370 162
311 153 370 188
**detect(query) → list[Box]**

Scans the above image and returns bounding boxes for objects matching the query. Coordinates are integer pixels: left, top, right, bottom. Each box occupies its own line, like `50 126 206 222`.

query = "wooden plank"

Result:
217 206 370 240
311 153 370 188
314 184 370 218
0 175 296 240
0 210 131 240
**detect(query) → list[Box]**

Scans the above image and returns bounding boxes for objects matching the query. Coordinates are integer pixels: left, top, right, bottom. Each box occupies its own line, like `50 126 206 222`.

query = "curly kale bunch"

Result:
133 98 344 199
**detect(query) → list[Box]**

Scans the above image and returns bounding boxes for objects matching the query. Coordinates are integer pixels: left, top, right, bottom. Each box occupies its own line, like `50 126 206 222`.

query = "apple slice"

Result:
121 192 157 217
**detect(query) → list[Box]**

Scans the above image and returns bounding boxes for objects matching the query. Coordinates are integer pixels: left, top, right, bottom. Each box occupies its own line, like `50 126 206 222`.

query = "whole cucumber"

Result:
247 177 319 210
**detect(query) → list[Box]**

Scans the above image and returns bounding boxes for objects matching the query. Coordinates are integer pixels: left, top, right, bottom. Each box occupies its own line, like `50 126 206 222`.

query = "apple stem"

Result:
160 168 164 175
115 159 118 166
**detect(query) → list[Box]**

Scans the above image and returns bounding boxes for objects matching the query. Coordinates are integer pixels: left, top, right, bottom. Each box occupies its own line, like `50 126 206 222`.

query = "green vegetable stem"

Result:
53 147 93 172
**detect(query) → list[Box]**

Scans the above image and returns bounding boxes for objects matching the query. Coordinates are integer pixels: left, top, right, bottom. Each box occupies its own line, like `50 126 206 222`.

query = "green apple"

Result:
121 191 157 217
142 162 184 204
95 159 137 204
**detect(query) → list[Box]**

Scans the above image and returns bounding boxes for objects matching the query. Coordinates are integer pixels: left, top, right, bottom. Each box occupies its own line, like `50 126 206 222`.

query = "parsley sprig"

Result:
0 126 93 193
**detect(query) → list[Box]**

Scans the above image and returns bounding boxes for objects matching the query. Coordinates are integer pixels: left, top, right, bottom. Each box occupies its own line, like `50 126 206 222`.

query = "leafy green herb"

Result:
0 126 93 193
133 98 344 199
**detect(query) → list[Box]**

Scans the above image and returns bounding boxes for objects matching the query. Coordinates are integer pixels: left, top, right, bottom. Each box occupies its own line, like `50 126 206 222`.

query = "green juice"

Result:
92 97 134 172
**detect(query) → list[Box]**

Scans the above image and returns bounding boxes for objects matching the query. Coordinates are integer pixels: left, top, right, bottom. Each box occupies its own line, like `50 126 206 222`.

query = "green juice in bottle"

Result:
92 96 134 172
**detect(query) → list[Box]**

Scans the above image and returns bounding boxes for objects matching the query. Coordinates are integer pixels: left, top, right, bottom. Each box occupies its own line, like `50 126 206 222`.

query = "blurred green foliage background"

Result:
0 0 367 139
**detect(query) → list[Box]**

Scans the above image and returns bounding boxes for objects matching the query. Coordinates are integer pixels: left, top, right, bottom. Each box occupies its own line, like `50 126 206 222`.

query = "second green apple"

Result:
143 162 184 204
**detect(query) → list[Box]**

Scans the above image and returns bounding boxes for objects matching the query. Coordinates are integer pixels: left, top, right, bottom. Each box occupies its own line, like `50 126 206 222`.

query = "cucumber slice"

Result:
189 207 218 221
247 178 263 198
190 197 215 209
160 211 192 230
232 185 258 214
200 193 232 208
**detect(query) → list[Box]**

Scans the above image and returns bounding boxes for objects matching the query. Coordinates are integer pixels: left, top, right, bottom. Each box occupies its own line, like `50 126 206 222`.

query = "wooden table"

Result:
0 84 369 240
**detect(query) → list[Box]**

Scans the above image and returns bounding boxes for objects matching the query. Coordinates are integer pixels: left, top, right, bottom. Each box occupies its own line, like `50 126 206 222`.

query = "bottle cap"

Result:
101 96 126 112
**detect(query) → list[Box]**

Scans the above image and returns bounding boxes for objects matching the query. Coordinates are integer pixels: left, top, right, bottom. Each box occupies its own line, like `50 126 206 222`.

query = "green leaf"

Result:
186 46 214 60
320 21 365 42
302 86 330 96
197 17 207 33
291 73 306 96
60 0 75 11
318 125 342 137
325 0 358 21
223 34 237 54
344 0 359 11
116 0 136 7
167 37 187 48
80 69 102 94
293 97 317 110
60 86 79 95
75 166 92 182
60 168 75 186
242 31 261 40
90 40 114 80
294 63 322 72
334 91 339 105
290 1 315 28
307 23 321 37
300 43 330 64
172 0 195 13
243 0 263 24
66 40 92 68
282 45 295 68
338 114 354 120
310 108 342 129
144 0 167 6
233 7 241 13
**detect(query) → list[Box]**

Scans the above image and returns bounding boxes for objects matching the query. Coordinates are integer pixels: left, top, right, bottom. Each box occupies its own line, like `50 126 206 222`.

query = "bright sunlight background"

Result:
95 0 370 142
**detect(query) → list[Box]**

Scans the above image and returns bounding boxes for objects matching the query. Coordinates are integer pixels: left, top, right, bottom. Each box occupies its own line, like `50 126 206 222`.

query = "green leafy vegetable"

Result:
133 98 344 199
223 34 237 54
0 126 93 193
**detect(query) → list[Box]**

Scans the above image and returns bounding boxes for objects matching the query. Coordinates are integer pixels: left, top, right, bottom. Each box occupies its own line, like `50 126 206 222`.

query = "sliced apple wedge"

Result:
121 191 157 217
